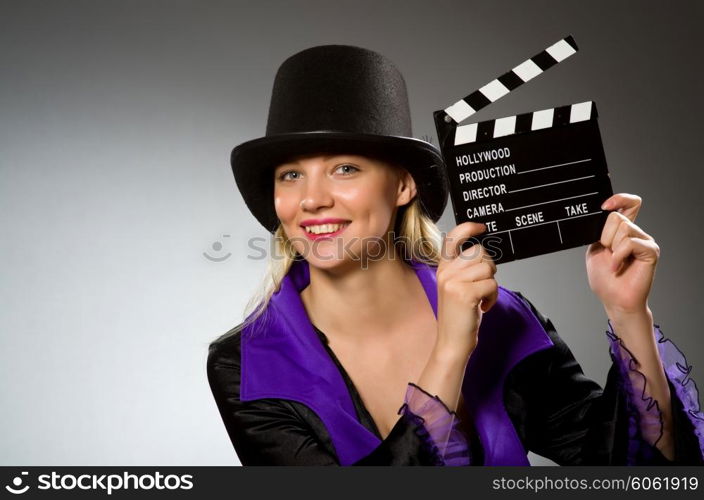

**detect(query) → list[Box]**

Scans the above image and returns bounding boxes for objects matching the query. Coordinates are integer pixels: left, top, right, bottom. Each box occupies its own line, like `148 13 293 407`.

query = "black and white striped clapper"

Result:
432 35 614 265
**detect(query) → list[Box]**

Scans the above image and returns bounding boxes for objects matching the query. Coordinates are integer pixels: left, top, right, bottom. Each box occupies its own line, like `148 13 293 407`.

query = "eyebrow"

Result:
277 154 340 169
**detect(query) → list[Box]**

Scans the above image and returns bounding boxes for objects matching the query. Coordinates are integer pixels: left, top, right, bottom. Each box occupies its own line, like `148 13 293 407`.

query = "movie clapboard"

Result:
433 36 613 265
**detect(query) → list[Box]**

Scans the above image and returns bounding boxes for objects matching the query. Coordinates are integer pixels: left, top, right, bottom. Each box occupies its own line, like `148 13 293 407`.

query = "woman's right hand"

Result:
435 222 498 360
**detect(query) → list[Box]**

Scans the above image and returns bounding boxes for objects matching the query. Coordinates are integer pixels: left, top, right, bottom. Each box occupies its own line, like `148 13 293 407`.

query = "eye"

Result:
276 170 299 181
336 164 359 175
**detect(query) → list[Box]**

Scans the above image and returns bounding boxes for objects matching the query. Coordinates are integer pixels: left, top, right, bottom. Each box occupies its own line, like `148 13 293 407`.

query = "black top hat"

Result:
230 44 449 234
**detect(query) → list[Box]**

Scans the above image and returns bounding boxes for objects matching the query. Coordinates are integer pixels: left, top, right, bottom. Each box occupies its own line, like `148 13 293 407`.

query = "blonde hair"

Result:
231 193 443 338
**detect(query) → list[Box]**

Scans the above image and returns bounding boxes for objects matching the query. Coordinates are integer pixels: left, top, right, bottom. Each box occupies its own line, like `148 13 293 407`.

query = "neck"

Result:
300 250 424 339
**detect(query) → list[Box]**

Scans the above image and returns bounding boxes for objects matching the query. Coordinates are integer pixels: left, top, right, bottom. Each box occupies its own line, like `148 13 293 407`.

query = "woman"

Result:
207 44 704 465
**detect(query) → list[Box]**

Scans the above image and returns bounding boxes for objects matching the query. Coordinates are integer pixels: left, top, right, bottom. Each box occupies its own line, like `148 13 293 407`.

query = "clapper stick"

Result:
433 36 579 145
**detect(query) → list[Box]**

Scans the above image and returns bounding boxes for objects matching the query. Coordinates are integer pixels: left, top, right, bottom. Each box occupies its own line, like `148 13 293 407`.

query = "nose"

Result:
299 173 333 212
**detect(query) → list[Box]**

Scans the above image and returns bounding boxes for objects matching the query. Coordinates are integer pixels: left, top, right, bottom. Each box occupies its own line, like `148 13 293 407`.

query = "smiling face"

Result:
273 153 417 270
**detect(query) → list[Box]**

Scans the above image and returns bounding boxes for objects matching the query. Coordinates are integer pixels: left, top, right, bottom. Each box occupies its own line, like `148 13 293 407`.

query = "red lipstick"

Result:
300 218 350 227
300 219 351 240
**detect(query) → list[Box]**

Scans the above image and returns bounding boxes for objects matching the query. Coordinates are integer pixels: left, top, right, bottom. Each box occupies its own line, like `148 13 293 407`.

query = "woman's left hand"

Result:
586 193 660 315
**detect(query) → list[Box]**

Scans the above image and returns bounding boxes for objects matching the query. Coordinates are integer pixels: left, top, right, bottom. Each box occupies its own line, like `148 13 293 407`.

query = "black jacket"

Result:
207 292 703 465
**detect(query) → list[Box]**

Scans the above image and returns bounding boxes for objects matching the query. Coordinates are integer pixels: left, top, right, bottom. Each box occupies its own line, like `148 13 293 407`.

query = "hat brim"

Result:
230 132 449 234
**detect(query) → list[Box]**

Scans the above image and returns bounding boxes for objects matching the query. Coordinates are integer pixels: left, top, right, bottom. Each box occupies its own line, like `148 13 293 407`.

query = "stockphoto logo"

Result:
3 470 194 495
5 471 30 494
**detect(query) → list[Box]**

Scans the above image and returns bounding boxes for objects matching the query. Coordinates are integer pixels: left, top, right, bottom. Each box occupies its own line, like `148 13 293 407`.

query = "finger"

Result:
453 261 496 283
457 243 497 272
440 222 487 263
611 237 659 272
480 281 500 313
611 219 653 251
601 193 642 223
600 211 628 249
469 278 499 311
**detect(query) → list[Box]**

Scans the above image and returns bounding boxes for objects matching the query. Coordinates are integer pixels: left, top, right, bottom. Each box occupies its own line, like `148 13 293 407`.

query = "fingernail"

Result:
601 201 610 210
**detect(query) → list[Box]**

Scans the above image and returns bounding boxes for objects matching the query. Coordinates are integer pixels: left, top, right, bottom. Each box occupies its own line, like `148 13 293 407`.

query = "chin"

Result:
304 248 362 272
306 253 353 269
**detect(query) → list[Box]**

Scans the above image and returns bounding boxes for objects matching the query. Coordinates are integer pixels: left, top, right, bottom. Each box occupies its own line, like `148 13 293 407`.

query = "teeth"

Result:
304 223 348 234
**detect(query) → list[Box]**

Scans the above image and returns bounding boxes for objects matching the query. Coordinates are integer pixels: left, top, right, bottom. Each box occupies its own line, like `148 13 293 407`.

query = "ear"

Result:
395 168 417 207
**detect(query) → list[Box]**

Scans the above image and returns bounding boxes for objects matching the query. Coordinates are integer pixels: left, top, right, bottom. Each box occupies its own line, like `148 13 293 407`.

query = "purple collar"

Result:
240 258 553 464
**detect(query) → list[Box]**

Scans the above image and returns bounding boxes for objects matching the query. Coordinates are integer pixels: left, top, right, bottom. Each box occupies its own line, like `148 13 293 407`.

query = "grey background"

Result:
0 0 701 466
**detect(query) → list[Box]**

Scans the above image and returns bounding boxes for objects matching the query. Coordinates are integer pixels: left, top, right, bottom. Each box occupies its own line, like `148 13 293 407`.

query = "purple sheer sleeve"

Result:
396 382 471 466
606 321 704 464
